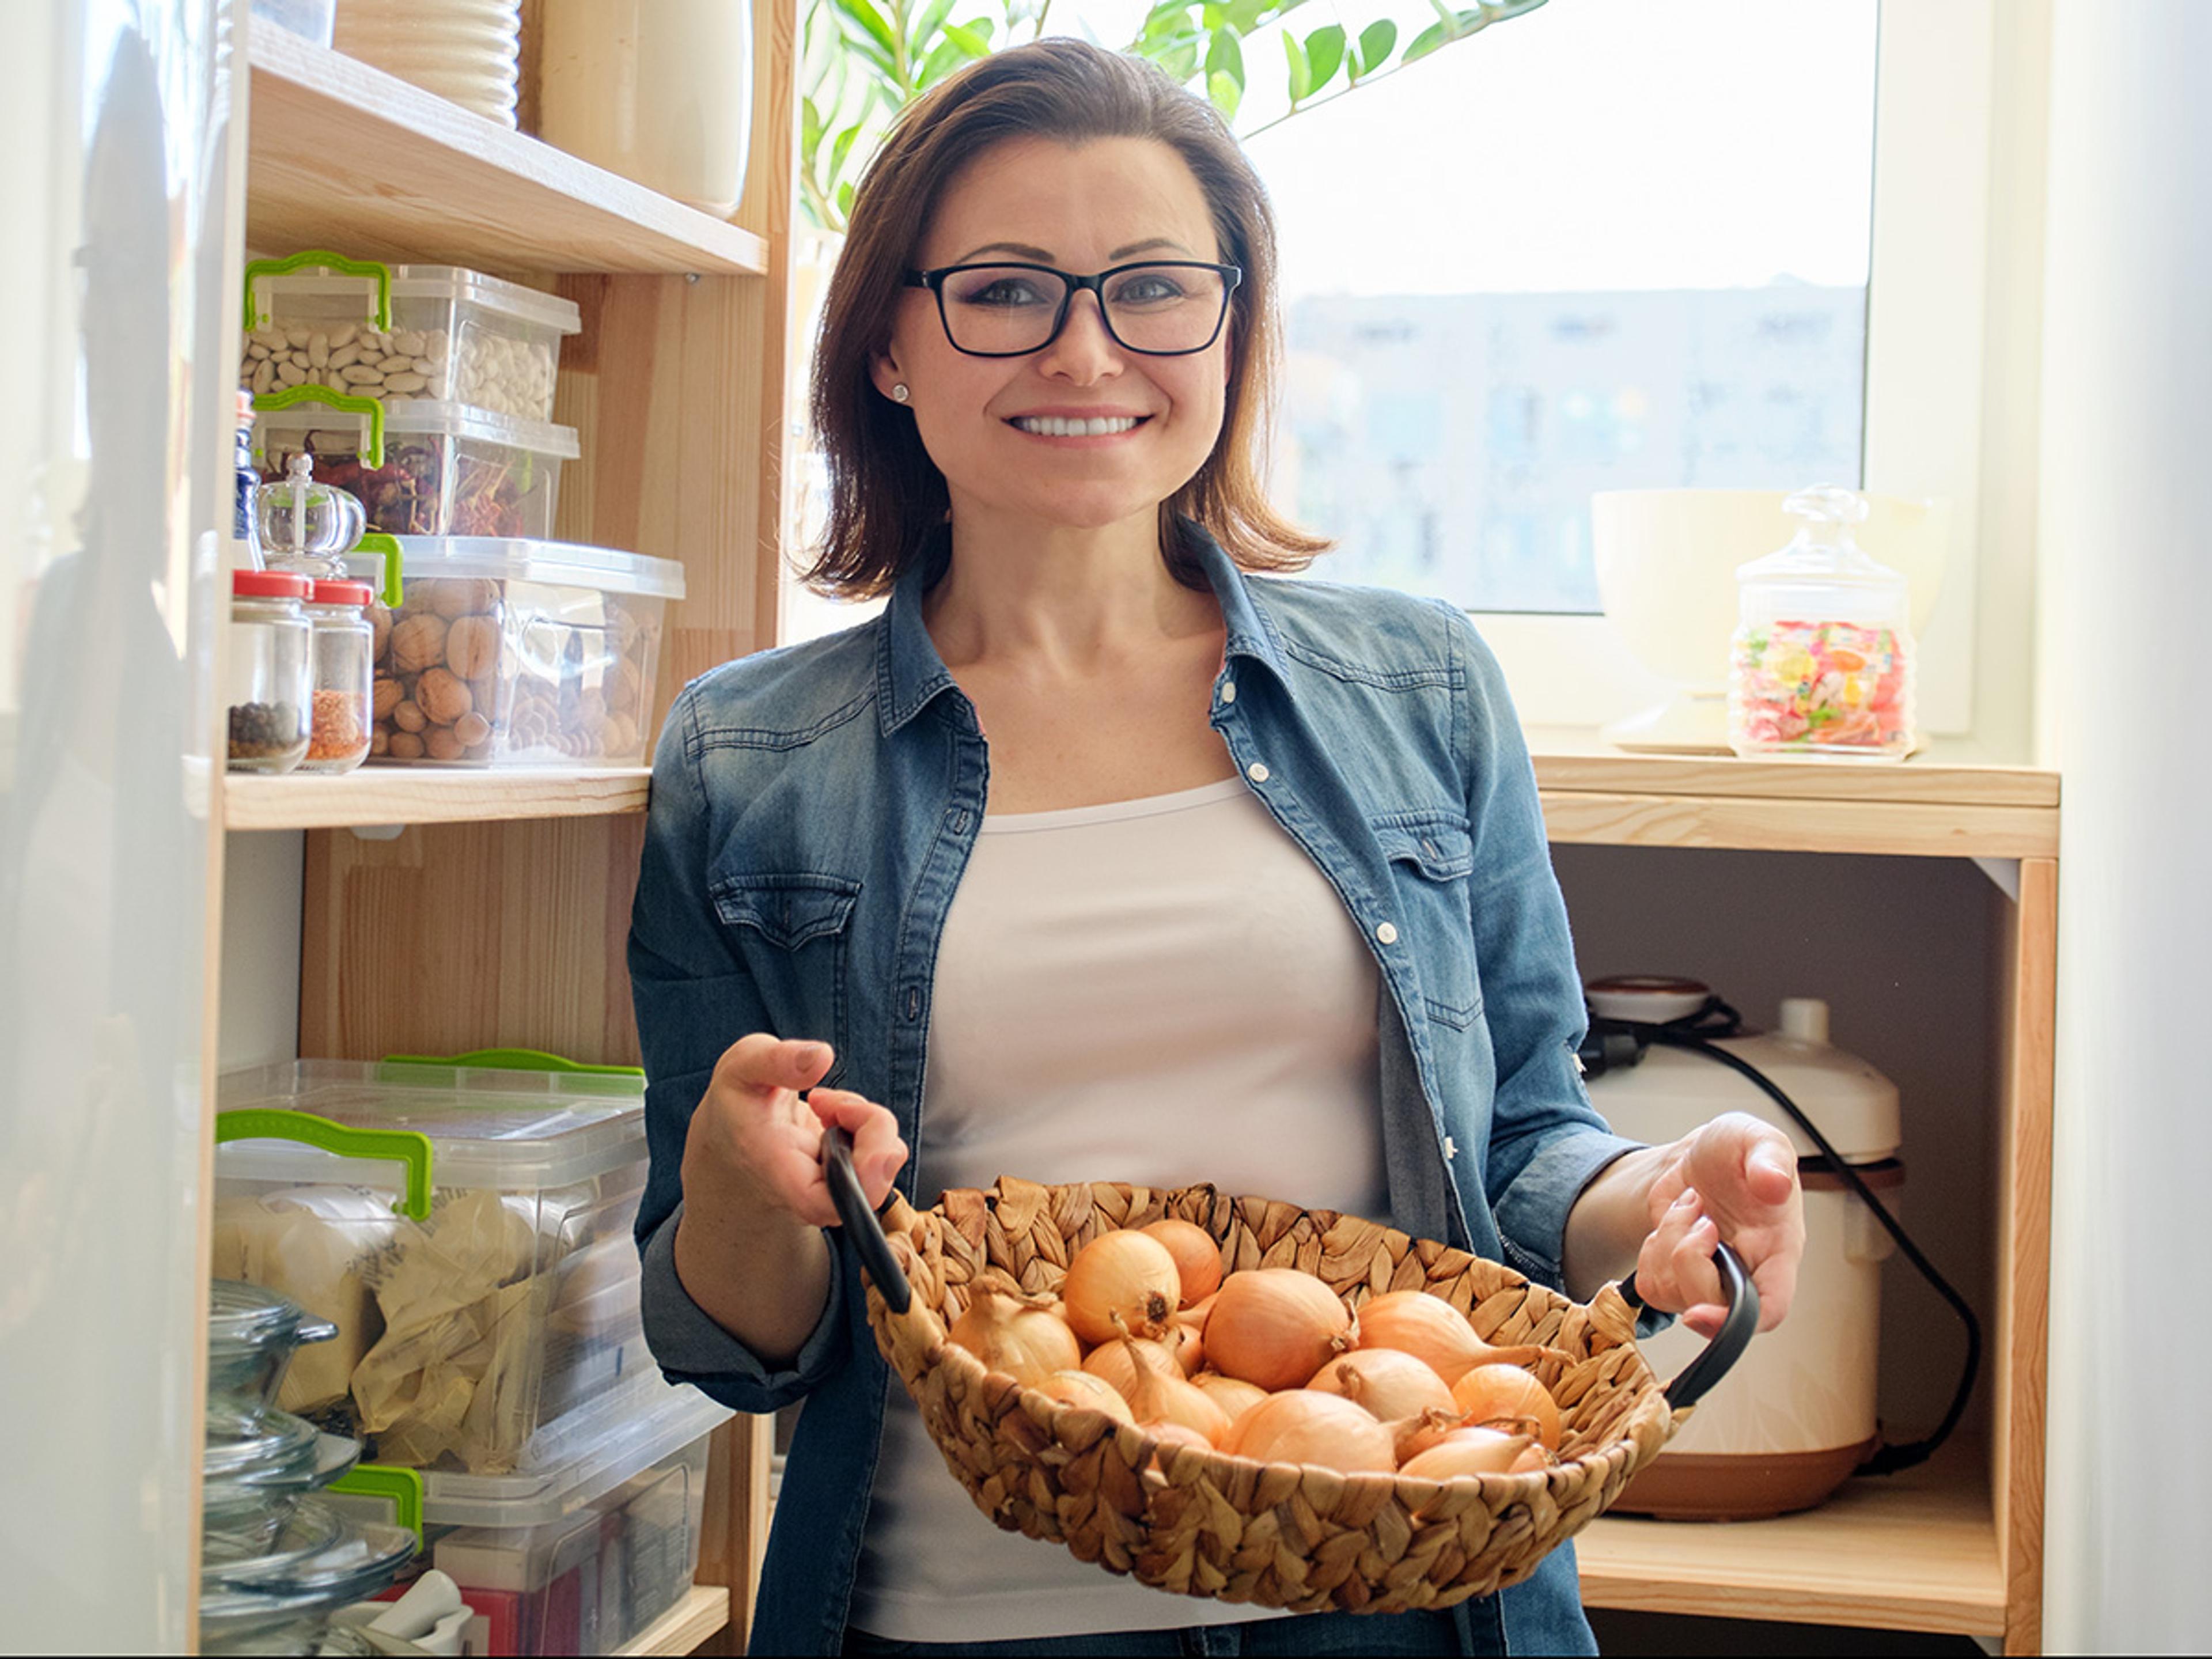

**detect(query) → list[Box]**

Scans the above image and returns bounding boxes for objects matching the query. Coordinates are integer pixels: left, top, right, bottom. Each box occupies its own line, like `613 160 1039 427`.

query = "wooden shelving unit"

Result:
220 6 800 1652
225 767 650 830
611 1585 732 1658
1578 1447 2005 1637
245 25 767 276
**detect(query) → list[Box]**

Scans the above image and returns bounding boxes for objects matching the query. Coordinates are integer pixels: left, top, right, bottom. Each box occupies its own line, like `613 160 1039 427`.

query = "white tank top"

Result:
848 777 1389 1641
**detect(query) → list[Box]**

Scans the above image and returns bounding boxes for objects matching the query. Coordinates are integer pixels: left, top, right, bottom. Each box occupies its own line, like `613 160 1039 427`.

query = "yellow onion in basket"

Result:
1396 1426 1546 1480
1206 1269 1355 1392
947 1287 1081 1385
1035 1369 1136 1426
1308 1347 1457 1422
1221 1389 1396 1475
1352 1290 1559 1385
1141 1218 1225 1308
1124 1340 1232 1445
1450 1363 1563 1452
1190 1372 1268 1422
1082 1336 1184 1406
1062 1229 1181 1346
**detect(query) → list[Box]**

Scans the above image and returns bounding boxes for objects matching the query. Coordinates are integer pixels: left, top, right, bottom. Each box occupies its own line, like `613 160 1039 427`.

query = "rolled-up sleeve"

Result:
1442 604 1644 1287
628 685 851 1412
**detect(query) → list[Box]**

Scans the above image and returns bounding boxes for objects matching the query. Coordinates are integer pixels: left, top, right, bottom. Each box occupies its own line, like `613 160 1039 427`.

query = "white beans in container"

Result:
241 258 579 425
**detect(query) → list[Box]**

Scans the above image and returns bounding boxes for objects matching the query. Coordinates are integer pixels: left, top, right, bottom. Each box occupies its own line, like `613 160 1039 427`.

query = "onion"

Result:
1206 1269 1355 1392
1450 1363 1563 1451
1352 1290 1558 1385
947 1287 1081 1385
1136 1421 1215 1472
1124 1339 1232 1445
1388 1407 1475 1464
1062 1229 1181 1346
1190 1373 1268 1421
1166 1318 1206 1377
1141 1218 1225 1308
1082 1336 1184 1406
1396 1426 1544 1480
1221 1389 1396 1475
1308 1348 1457 1422
1035 1369 1136 1425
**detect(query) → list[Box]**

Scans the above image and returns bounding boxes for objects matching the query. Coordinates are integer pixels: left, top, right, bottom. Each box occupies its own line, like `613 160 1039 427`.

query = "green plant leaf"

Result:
1403 18 1450 62
830 120 867 183
831 0 900 62
1160 39 1202 81
836 180 857 217
1354 18 1396 75
1282 29 1311 101
911 0 956 44
941 20 993 55
1207 66 1243 119
802 94 826 154
1302 22 1343 91
1206 26 1245 89
918 36 971 83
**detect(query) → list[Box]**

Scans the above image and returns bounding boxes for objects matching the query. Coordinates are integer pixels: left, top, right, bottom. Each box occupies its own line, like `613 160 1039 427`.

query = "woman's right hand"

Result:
682 1033 908 1230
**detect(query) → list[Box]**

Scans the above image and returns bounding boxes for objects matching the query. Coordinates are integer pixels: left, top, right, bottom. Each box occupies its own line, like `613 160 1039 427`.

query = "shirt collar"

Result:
874 517 1296 737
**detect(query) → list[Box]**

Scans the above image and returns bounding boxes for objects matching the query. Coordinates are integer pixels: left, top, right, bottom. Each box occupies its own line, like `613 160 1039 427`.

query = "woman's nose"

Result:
1036 291 1123 382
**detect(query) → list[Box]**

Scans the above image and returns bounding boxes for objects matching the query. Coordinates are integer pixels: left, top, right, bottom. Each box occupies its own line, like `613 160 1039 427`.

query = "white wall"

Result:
2036 1 2212 1648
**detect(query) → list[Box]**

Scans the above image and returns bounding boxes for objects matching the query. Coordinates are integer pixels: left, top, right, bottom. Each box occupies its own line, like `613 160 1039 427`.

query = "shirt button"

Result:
1442 1136 1459 1161
1246 762 1270 783
1375 921 1399 945
1220 681 1237 704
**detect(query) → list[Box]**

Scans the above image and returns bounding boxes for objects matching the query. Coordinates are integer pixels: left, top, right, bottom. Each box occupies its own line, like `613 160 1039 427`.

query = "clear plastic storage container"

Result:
400 1374 732 1657
253 388 577 540
243 252 579 423
249 0 337 47
228 571 316 773
1729 485 1917 760
369 539 683 767
212 1054 653 1474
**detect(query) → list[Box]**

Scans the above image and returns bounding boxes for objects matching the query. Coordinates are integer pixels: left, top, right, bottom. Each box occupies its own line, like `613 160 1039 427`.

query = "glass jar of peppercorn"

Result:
227 571 314 774
300 578 376 772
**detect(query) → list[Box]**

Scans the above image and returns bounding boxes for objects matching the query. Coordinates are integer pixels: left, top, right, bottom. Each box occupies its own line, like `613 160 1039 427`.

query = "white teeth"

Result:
1012 415 1141 437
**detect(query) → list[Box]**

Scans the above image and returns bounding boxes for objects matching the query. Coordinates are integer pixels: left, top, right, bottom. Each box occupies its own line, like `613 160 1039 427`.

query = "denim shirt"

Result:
627 527 1640 1656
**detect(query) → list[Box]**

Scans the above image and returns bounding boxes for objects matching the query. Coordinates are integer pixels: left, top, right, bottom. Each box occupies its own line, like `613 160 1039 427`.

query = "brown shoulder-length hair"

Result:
799 37 1330 599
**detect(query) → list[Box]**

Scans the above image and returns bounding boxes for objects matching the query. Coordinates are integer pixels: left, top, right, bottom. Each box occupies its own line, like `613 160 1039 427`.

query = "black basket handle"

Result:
822 1124 912 1315
1618 1240 1759 1411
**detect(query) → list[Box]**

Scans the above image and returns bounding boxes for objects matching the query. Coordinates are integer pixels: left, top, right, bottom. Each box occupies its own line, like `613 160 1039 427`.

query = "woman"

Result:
628 37 1804 1657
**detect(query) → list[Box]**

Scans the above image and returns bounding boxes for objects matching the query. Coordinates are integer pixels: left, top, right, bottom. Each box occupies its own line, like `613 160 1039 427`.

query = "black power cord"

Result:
1581 993 1981 1476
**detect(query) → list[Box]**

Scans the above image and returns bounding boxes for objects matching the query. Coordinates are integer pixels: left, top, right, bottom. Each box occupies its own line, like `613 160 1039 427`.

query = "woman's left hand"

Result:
1635 1111 1805 1338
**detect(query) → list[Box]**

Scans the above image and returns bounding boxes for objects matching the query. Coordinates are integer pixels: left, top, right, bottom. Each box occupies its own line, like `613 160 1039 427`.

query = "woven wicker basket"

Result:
856 1175 1728 1616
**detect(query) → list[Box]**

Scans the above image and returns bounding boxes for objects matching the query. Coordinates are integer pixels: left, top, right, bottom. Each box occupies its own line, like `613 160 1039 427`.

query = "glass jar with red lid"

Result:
228 571 314 773
301 578 376 772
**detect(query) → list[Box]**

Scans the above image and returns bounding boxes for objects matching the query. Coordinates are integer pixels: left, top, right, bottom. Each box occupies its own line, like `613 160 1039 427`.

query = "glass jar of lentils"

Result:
301 578 376 772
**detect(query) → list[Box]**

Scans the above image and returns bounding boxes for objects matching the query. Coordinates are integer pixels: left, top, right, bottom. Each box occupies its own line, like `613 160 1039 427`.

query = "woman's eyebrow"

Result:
949 237 1199 264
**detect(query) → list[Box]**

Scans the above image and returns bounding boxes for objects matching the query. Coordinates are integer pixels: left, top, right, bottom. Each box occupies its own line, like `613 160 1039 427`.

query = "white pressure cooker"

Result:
1582 975 1902 1520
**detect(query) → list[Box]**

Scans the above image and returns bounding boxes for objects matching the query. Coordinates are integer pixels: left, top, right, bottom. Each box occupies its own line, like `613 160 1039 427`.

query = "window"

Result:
1250 0 1878 618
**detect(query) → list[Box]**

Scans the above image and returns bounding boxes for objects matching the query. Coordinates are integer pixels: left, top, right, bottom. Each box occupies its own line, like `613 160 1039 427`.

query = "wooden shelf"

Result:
1528 736 2060 858
224 767 650 830
245 26 768 275
1576 1452 2005 1637
612 1585 730 1657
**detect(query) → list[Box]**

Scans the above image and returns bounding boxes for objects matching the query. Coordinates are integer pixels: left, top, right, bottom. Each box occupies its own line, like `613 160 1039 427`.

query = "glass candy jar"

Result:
1728 486 1916 760
301 579 376 772
228 571 314 773
252 452 366 581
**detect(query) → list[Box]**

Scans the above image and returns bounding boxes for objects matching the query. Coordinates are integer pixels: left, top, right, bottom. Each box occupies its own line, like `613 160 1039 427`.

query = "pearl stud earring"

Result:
891 384 910 403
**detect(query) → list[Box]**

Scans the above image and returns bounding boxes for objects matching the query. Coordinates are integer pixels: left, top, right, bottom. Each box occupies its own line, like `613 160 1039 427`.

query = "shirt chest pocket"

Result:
1375 817 1481 1029
711 873 862 1057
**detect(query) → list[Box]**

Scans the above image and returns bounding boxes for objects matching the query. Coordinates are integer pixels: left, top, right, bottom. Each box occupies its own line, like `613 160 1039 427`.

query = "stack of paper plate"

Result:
334 0 521 127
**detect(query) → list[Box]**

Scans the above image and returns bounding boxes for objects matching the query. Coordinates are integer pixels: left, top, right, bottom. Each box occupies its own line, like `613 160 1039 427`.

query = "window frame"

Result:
1472 0 2028 744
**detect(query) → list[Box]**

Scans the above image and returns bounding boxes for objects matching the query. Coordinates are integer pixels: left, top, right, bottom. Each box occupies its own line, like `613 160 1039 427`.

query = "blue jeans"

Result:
843 1609 1465 1656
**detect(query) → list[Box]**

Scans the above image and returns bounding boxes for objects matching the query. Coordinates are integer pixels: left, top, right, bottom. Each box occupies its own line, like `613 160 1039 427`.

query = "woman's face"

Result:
874 134 1232 535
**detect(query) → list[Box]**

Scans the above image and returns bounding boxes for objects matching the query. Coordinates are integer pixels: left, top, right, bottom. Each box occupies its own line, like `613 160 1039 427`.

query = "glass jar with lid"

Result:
228 571 315 773
252 452 366 581
1728 485 1917 760
301 578 376 772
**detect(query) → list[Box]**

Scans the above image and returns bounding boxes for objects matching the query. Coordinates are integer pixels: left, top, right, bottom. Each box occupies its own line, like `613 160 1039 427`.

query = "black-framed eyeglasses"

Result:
904 260 1243 358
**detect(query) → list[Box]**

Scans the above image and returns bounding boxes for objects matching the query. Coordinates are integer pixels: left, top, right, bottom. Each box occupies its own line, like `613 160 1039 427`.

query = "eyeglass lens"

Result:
935 265 1229 355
